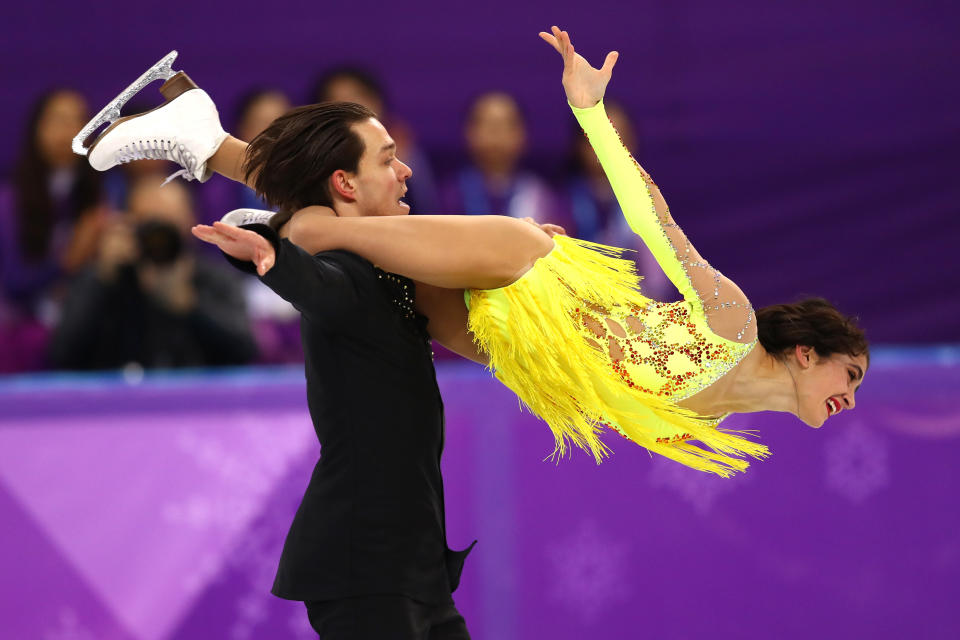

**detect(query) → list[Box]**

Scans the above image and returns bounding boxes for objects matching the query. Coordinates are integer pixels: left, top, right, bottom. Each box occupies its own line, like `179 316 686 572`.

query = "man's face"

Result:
349 118 413 217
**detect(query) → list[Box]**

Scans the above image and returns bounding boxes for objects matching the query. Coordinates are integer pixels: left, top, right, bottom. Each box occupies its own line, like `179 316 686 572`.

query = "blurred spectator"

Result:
313 66 441 213
441 91 560 224
0 89 105 372
199 88 302 363
236 89 292 144
561 100 672 300
48 176 257 370
197 88 292 224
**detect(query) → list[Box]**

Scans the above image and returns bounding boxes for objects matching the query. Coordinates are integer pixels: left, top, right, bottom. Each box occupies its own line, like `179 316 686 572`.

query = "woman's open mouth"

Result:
826 397 841 417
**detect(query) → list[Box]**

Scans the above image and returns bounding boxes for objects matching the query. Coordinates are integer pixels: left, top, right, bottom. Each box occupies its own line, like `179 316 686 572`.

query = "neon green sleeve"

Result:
571 100 758 342
570 99 701 313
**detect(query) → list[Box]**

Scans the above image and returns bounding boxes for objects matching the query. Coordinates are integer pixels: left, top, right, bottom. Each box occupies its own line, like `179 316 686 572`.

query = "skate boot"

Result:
73 51 228 183
219 208 278 227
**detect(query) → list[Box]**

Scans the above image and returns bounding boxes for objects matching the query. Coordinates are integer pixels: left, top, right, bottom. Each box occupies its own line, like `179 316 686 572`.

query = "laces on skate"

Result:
113 139 200 184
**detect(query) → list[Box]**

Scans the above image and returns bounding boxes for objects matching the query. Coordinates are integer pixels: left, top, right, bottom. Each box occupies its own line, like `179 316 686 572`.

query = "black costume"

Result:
228 225 474 638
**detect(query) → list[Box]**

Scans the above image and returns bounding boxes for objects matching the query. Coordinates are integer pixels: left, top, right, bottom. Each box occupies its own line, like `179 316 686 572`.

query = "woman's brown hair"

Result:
757 297 869 365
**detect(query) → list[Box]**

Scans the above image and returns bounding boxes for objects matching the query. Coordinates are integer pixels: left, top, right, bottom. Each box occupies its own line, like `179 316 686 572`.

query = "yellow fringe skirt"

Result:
465 235 769 477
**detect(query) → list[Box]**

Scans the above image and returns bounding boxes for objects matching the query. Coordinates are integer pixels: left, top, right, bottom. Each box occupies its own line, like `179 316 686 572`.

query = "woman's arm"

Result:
285 209 554 290
542 27 755 342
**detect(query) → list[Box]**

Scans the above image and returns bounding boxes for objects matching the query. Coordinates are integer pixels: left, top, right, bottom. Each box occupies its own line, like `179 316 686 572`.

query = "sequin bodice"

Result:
570 100 760 430
574 298 754 405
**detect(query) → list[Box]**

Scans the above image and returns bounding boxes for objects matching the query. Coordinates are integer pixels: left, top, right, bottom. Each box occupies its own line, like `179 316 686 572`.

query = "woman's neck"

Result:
683 347 799 417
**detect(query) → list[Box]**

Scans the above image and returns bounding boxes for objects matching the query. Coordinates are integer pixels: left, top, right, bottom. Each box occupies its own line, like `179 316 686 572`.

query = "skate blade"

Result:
72 50 180 157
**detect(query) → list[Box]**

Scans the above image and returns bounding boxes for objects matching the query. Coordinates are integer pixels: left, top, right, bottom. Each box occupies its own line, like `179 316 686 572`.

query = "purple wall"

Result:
1 349 958 639
2 0 959 343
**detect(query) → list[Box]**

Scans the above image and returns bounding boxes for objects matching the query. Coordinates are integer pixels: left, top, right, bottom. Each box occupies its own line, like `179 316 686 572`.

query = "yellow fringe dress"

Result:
465 101 770 477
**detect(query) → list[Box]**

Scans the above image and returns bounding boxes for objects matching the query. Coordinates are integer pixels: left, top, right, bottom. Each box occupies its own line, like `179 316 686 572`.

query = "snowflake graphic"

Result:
42 608 94 640
545 519 631 623
162 412 314 533
824 421 889 503
647 455 745 515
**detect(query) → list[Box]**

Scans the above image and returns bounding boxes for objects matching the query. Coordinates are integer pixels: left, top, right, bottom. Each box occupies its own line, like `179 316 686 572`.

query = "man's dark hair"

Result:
243 102 377 229
757 297 869 366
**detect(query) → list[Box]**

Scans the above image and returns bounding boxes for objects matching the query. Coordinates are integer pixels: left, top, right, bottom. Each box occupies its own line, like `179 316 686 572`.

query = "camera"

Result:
135 220 183 265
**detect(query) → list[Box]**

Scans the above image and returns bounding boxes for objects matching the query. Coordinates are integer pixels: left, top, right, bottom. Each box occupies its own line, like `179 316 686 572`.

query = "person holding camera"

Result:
48 176 257 370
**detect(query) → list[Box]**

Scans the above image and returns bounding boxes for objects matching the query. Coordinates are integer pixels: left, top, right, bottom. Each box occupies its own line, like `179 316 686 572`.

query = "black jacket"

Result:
230 224 474 604
49 257 256 369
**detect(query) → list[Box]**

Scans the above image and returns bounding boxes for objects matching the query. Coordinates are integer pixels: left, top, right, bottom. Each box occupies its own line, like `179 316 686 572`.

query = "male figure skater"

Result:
82 77 482 638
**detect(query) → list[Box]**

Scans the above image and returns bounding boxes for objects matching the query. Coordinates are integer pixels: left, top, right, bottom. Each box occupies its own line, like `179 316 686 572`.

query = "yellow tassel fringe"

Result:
467 236 770 477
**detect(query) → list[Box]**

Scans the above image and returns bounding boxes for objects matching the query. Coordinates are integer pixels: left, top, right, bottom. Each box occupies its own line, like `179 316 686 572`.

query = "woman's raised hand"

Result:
538 26 618 109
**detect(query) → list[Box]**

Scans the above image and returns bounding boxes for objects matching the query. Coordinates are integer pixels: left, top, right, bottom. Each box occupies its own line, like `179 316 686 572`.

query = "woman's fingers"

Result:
601 51 619 75
539 31 562 54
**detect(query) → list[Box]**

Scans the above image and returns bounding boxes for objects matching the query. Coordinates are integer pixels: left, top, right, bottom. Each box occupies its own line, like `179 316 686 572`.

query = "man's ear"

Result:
330 169 357 201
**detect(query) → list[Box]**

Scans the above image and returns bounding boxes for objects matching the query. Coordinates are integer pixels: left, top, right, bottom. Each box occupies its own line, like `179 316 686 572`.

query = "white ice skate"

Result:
220 208 277 227
73 51 227 183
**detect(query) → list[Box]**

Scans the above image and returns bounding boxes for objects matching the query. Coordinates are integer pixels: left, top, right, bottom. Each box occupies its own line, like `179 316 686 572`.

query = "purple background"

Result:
1 349 959 639
2 0 958 343
2 2 959 637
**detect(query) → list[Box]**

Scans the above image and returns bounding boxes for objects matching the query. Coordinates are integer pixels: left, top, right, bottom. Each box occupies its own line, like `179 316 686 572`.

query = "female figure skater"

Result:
82 28 869 476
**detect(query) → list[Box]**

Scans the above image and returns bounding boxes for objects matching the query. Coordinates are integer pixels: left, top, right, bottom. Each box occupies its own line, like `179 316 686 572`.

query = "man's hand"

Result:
192 221 276 276
521 217 567 238
538 26 618 109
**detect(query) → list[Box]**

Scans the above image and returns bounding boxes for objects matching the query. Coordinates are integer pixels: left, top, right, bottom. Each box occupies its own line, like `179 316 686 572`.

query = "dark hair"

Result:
311 66 385 111
242 102 377 229
14 90 101 260
757 297 869 366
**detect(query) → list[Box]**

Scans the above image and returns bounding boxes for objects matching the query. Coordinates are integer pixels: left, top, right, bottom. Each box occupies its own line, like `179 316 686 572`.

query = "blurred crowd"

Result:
0 68 671 374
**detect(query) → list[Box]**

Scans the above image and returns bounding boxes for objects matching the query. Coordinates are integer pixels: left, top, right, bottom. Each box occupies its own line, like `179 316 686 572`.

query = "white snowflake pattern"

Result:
545 519 631 623
824 421 889 503
647 455 746 515
161 412 314 533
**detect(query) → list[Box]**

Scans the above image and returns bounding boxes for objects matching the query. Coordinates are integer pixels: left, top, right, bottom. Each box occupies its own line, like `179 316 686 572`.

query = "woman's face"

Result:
36 91 87 169
794 347 868 427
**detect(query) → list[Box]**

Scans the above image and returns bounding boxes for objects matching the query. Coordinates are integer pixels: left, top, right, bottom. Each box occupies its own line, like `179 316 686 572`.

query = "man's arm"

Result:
193 222 359 327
